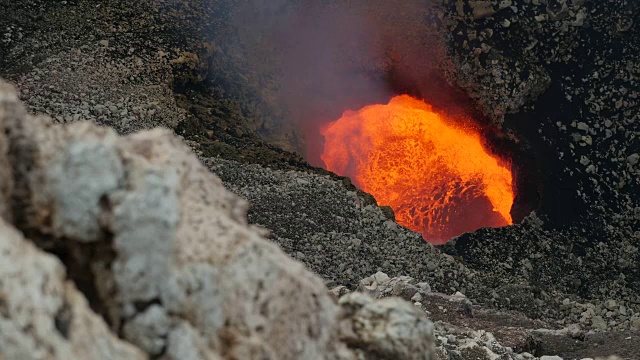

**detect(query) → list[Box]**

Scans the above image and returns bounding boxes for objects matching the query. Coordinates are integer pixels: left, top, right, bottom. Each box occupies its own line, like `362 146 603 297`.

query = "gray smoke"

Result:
226 0 445 163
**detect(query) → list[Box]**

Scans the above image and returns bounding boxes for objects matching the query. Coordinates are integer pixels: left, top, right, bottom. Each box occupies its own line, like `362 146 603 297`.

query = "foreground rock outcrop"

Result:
0 79 435 359
2 87 140 360
0 218 145 359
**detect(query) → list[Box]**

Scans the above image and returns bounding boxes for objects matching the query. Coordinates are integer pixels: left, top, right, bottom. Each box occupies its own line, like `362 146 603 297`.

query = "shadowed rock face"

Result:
0 79 435 360
439 0 640 314
0 81 15 220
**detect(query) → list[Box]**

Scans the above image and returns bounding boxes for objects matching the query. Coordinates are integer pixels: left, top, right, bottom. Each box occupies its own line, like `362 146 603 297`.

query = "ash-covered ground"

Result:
1 0 639 359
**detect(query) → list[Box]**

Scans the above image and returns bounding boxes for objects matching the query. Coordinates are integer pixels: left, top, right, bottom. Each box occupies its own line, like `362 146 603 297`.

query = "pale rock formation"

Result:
357 271 431 303
3 78 343 358
0 79 436 359
0 218 144 360
338 293 435 360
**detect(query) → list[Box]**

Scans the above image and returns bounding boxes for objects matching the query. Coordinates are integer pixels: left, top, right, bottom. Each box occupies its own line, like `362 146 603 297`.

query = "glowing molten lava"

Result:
321 95 515 244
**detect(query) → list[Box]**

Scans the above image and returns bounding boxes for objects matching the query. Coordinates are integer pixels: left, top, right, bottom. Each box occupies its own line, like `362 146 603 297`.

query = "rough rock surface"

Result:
205 156 640 332
205 157 480 296
338 292 435 360
3 79 338 358
437 0 640 333
0 81 15 220
0 0 187 134
1 1 636 359
0 218 144 360
348 273 639 360
0 79 437 360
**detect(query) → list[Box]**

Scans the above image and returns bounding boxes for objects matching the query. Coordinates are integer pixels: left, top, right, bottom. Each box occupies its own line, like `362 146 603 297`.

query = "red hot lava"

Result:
319 95 515 244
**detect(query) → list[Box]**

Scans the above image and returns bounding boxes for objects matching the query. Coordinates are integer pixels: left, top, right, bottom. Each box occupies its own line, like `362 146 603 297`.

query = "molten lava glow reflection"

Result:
321 95 515 244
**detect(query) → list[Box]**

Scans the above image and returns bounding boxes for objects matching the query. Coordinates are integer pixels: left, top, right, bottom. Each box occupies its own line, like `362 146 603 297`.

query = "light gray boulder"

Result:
338 292 435 360
0 79 435 359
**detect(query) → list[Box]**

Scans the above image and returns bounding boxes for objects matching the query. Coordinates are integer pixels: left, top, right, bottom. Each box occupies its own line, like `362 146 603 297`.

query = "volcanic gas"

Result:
320 95 515 244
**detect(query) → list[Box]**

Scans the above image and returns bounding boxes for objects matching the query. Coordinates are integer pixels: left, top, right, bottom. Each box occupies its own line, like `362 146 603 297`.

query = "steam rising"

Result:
227 0 446 164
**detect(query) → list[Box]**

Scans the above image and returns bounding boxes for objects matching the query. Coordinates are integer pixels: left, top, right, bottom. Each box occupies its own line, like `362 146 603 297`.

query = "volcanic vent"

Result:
318 95 516 244
213 0 539 244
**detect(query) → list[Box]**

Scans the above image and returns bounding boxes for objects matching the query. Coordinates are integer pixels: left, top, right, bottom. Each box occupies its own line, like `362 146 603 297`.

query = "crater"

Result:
300 77 542 244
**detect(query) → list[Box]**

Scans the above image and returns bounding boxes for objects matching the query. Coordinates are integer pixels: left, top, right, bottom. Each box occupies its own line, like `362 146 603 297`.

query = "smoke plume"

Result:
226 0 447 165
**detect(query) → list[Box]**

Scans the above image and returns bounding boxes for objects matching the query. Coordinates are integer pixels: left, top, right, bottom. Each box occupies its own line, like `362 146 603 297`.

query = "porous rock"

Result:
357 272 425 302
2 78 339 358
0 79 435 359
338 292 435 360
164 322 222 360
0 217 144 360
469 1 496 20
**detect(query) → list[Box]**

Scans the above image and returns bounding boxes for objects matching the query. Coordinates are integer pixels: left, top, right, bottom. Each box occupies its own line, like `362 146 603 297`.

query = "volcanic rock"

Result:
2 79 339 358
469 1 496 20
0 218 144 359
357 272 425 302
338 292 435 360
2 0 638 358
0 81 14 220
205 157 482 299
546 0 570 21
0 79 437 359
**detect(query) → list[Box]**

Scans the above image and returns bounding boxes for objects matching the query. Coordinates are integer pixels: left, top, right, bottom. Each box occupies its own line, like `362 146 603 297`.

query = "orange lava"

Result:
321 95 515 244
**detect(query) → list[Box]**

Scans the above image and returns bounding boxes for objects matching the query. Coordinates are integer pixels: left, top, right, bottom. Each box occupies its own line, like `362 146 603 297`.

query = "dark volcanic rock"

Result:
443 0 640 213
204 156 640 331
439 0 640 327
205 157 480 296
